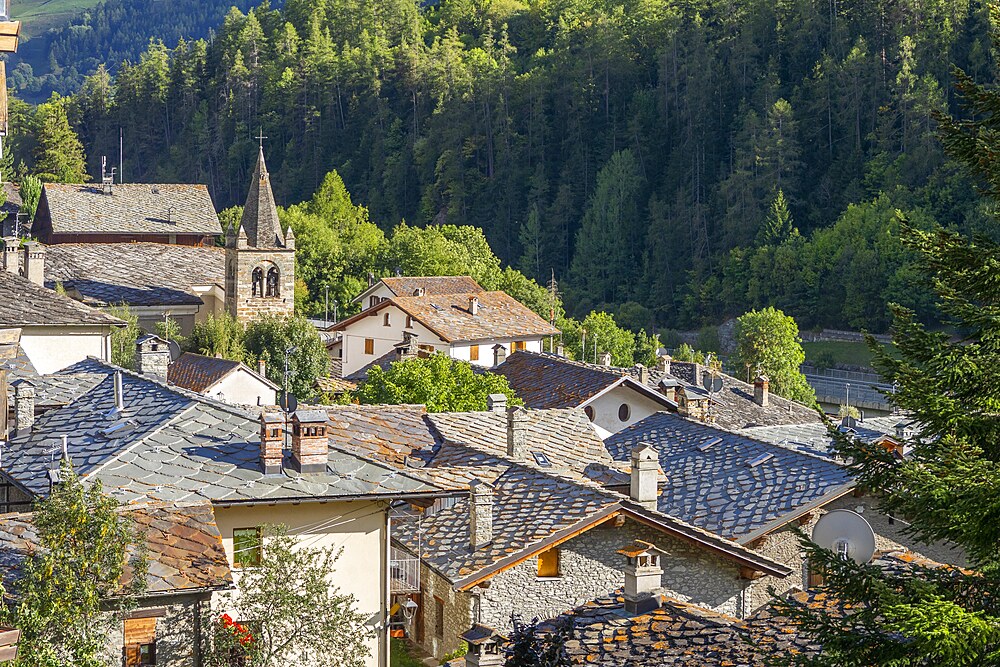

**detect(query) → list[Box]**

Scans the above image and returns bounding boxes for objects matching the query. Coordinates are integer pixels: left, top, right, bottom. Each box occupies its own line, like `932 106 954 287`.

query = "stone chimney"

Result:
617 540 666 615
13 380 35 436
469 480 494 550
753 373 770 407
656 355 671 374
487 394 507 414
599 351 612 366
506 406 528 460
3 237 17 274
135 334 171 380
692 363 703 387
257 358 267 378
556 345 565 357
395 332 419 361
23 242 44 286
630 444 659 510
291 410 328 473
461 624 506 667
469 295 480 316
635 364 649 386
492 344 507 367
259 412 285 474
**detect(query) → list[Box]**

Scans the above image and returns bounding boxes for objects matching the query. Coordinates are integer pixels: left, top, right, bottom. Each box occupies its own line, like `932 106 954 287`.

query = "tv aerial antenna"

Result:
702 353 723 422
811 509 877 564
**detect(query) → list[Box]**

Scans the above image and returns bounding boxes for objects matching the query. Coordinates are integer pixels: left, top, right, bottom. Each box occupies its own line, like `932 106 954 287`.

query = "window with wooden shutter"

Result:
469 345 479 361
364 338 375 355
124 618 157 666
537 548 560 577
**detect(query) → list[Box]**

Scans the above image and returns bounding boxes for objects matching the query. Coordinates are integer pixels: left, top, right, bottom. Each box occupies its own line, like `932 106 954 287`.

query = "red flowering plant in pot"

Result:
207 613 260 667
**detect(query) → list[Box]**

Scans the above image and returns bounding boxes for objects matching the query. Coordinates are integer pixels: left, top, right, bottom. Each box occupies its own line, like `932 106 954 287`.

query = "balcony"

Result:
390 547 420 593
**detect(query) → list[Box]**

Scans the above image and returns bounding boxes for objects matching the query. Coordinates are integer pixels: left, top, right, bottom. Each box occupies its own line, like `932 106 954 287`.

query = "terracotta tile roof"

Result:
0 270 124 327
167 353 276 394
39 183 222 236
335 291 559 343
495 352 676 410
380 276 484 297
0 503 233 598
45 242 224 307
604 412 855 542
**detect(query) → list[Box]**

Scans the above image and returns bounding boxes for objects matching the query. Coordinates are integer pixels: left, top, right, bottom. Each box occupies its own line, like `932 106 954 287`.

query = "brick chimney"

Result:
135 334 171 380
487 394 507 414
259 412 285 474
23 242 44 286
461 624 506 667
291 410 328 473
753 373 770 407
630 444 659 510
599 351 612 366
617 540 666 615
506 406 528 460
257 358 267 378
469 479 494 550
3 237 17 274
13 380 35 436
492 344 507 367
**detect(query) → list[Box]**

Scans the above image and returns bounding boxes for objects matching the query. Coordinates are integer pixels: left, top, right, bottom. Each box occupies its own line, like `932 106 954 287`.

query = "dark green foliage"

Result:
505 615 574 667
244 314 328 398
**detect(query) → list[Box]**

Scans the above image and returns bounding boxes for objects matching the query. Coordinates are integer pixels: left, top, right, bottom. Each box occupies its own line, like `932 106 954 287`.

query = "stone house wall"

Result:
225 246 295 323
411 562 474 660
103 597 209 667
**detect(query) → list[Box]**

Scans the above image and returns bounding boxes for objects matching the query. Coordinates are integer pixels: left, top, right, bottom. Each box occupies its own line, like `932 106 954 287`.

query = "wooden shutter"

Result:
470 345 479 361
364 338 375 355
537 549 560 577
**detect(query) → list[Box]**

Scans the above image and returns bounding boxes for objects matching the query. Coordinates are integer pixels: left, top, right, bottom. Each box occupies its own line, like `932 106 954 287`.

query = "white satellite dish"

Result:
811 509 877 564
167 339 182 362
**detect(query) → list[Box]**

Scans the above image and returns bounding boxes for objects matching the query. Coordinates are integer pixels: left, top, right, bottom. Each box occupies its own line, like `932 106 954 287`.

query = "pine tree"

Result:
31 95 88 182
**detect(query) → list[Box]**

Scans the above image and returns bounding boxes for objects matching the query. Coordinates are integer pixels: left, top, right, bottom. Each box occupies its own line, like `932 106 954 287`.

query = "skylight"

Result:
697 437 722 452
745 453 774 468
531 451 552 467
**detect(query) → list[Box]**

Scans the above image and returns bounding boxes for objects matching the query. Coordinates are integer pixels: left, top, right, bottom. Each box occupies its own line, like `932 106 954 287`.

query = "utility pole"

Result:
324 285 329 327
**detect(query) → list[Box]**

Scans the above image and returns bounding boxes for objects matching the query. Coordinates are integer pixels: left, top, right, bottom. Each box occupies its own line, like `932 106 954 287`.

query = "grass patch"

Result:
12 0 104 38
390 638 425 667
802 340 898 369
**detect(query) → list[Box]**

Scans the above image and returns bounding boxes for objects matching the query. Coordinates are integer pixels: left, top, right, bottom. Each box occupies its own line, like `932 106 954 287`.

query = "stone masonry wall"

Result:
412 562 474 660
225 247 295 323
102 598 207 667
478 518 746 637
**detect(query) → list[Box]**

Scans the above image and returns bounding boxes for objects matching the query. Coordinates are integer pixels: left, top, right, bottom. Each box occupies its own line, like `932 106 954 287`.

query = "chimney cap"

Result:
754 372 770 383
261 412 285 424
460 623 507 645
616 539 668 559
631 443 657 462
292 409 328 424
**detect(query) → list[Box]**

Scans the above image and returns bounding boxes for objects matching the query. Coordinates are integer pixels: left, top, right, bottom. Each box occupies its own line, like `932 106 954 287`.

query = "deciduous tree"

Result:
732 307 814 404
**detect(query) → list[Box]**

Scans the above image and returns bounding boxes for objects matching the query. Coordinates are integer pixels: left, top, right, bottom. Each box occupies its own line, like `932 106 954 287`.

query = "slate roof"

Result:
1 359 442 505
324 404 437 467
44 242 224 307
603 412 855 542
495 351 676 410
0 503 233 597
239 148 285 248
0 269 124 327
39 183 222 236
655 361 821 430
168 353 277 394
379 276 484 297
333 291 560 343
742 415 907 458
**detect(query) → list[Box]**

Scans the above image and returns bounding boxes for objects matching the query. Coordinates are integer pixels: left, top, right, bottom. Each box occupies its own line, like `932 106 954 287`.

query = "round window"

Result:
584 405 595 422
618 403 631 422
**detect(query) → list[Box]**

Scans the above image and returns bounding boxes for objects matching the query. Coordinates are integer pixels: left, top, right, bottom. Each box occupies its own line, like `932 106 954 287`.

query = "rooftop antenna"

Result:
119 127 124 184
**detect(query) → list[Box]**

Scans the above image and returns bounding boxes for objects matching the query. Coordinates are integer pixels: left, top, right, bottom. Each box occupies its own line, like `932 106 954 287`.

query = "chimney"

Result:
114 370 124 411
753 373 770 407
487 394 507 414
413 287 425 297
461 625 506 667
257 358 267 378
135 334 171 380
692 363 703 387
0 366 8 439
259 412 285 474
635 364 649 386
368 272 376 287
23 242 45 286
13 380 35 436
629 444 659 511
3 238 17 274
556 345 565 357
395 332 419 361
291 410 328 473
599 351 612 366
656 355 671 375
469 480 494 550
617 540 666 615
506 406 528 460
469 296 480 315
492 344 507 367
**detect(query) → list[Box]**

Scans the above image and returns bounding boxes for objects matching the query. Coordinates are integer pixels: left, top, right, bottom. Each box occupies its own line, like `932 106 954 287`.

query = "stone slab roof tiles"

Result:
494 352 634 409
0 270 124 327
45 242 224 307
40 183 222 236
0 503 233 597
324 404 438 467
742 416 907 458
603 412 855 542
1 359 441 505
380 276 484 297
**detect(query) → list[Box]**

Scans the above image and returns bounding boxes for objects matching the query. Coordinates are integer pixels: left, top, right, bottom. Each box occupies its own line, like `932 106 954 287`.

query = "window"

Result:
370 296 380 308
469 345 479 361
618 403 631 422
364 338 375 355
513 341 527 352
233 527 262 568
405 315 413 328
584 405 595 422
434 597 445 638
124 618 157 666
265 267 280 297
251 268 264 298
537 548 560 577
383 313 391 327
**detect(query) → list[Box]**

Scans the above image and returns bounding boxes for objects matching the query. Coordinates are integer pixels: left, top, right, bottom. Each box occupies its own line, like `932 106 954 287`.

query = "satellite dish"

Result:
279 391 298 413
167 339 182 362
703 374 723 394
811 509 876 564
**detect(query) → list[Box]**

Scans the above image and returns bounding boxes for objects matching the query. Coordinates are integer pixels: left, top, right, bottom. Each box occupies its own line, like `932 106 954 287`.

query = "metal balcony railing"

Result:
390 548 420 593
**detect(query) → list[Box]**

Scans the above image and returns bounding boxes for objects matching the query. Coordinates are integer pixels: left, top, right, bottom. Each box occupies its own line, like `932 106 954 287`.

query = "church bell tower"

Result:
225 147 295 322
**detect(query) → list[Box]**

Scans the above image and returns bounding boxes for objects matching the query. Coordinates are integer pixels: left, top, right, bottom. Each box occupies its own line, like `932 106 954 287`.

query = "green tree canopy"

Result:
186 312 249 363
31 95 88 182
353 353 520 412
244 314 328 397
559 311 636 367
732 307 815 404
107 302 142 370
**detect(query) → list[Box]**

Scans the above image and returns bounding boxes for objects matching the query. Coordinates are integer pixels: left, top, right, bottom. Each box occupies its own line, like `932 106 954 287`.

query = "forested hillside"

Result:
7 0 269 100
11 0 999 332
